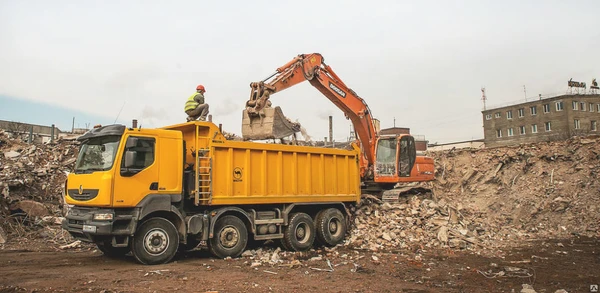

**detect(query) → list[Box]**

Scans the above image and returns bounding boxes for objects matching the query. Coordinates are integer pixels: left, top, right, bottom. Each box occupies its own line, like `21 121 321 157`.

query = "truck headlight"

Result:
93 213 114 220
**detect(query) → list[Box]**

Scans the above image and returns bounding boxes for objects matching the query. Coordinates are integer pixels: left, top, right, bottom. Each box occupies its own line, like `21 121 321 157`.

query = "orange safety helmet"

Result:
196 85 206 92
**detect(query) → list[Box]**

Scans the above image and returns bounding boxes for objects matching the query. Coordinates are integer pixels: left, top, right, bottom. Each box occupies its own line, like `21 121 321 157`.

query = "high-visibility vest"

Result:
184 93 202 111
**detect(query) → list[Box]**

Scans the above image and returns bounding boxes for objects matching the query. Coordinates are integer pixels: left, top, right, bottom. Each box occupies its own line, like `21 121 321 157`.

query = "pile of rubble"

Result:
0 129 79 241
345 194 488 252
345 135 600 254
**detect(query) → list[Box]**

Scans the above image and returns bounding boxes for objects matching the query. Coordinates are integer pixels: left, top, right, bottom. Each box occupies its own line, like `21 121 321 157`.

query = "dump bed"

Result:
164 122 361 206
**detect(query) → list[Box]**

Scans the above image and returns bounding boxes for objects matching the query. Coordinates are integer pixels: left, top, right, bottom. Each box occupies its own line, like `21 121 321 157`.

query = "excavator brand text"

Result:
329 82 346 98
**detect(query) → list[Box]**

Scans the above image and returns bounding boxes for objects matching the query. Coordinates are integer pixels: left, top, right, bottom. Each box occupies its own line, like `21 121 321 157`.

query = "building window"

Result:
572 101 578 110
518 108 525 117
496 129 502 138
519 126 526 135
485 114 492 120
597 104 600 112
592 121 597 131
574 119 580 129
555 101 564 111
495 112 501 118
545 122 551 132
507 111 513 119
580 102 586 111
507 128 514 136
543 104 550 113
532 124 538 133
590 103 595 112
530 106 537 115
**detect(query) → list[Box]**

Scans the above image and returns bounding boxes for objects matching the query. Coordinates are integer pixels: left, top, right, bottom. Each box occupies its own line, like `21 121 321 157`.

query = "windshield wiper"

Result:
74 168 107 174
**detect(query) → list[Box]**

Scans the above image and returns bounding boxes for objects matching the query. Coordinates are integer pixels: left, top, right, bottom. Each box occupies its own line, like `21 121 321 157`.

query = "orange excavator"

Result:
241 53 434 193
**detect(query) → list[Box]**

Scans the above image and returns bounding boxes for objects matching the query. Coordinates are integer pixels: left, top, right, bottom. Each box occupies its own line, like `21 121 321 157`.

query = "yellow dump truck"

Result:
62 121 361 264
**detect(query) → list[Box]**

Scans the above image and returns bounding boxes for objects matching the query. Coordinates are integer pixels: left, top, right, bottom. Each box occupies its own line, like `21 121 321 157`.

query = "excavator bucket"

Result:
241 106 300 140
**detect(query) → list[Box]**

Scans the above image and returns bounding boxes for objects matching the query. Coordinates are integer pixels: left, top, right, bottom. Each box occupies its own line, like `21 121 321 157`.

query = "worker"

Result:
185 85 210 122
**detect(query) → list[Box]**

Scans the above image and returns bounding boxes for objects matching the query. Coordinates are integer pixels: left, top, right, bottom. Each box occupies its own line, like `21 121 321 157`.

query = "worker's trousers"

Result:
186 104 209 121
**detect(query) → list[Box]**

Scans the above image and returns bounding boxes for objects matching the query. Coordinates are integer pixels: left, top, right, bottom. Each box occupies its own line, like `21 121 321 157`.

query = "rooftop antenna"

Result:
523 85 527 101
114 101 126 124
481 87 487 110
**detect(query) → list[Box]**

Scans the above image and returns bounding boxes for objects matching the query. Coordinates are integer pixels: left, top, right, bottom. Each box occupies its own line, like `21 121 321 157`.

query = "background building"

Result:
482 94 600 148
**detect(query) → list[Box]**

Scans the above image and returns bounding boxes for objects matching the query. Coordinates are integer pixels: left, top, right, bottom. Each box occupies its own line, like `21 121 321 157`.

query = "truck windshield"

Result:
74 135 121 174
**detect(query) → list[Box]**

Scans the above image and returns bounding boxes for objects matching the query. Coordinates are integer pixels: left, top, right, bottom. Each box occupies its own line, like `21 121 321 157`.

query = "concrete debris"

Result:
554 290 568 293
59 240 82 250
520 284 537 293
10 200 49 218
0 226 6 244
3 151 21 159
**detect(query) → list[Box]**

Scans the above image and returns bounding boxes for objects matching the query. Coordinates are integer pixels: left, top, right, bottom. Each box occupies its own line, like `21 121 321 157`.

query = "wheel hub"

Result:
144 228 169 255
219 226 239 248
329 220 338 233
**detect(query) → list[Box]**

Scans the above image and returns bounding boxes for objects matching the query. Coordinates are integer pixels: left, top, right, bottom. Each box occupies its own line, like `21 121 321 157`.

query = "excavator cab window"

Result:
398 136 416 177
375 138 397 176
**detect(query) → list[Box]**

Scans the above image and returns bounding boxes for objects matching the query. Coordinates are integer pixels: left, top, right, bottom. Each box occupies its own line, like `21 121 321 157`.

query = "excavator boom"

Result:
242 53 434 185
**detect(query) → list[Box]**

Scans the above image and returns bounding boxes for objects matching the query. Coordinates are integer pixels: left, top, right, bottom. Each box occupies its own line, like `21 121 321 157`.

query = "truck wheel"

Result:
96 241 129 258
315 208 347 247
282 212 315 251
209 215 248 258
132 217 179 265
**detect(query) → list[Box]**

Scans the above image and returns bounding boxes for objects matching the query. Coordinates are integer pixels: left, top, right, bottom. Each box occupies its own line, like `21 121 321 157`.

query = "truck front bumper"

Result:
62 206 139 243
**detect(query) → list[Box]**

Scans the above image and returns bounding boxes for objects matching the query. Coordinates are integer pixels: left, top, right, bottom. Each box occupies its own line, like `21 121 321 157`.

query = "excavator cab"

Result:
374 135 416 178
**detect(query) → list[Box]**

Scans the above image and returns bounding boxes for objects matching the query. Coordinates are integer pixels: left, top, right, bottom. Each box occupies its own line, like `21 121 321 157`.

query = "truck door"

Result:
112 135 159 207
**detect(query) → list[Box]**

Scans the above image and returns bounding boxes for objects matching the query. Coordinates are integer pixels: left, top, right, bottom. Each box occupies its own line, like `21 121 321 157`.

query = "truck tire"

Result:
315 208 346 247
131 217 179 265
281 212 315 251
96 241 130 258
209 215 248 258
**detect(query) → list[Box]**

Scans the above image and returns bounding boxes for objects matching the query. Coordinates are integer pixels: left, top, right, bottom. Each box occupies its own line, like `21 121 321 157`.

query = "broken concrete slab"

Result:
10 200 49 218
3 150 20 159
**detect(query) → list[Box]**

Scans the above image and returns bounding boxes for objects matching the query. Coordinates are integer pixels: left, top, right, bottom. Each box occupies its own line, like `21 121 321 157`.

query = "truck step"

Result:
254 219 284 225
254 233 284 241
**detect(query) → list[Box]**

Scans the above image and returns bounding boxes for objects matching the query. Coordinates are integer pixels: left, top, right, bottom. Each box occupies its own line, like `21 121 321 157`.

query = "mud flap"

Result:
241 106 300 140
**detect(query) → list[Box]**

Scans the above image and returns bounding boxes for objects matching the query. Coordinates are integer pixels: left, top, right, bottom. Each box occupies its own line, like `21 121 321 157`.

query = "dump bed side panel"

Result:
162 122 361 206
210 141 360 205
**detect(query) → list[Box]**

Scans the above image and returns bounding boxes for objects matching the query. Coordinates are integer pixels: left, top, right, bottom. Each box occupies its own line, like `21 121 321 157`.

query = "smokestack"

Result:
132 119 138 128
328 116 333 147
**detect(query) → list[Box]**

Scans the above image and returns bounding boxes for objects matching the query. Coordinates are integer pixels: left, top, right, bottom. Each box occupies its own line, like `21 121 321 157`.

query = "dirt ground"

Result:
0 236 598 293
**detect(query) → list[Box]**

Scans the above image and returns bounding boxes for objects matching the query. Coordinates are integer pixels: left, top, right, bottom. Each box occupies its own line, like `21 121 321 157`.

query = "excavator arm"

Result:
244 53 378 165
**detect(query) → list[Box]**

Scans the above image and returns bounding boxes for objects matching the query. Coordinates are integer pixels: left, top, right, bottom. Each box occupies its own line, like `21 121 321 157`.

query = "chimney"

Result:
328 116 333 147
132 119 138 128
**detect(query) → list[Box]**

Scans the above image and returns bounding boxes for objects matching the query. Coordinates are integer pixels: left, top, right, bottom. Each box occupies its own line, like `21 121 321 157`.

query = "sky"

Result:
1 0 599 144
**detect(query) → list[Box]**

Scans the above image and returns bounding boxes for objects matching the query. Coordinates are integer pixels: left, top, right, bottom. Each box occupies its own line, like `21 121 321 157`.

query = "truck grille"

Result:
67 189 99 201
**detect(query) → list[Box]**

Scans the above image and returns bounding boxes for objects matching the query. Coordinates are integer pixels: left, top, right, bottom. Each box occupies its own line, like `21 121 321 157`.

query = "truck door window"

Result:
120 137 155 176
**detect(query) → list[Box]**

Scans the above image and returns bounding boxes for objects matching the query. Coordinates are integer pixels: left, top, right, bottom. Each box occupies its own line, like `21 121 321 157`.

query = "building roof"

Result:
482 94 600 113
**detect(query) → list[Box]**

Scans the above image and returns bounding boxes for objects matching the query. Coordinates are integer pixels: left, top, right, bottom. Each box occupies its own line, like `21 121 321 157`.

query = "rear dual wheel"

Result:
281 212 315 251
315 208 347 247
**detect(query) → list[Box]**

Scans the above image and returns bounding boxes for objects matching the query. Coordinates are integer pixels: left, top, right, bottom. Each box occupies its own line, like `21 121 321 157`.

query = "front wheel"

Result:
209 215 248 258
131 217 179 265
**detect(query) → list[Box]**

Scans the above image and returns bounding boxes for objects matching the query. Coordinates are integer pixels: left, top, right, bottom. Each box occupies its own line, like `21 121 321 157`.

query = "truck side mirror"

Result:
125 137 138 149
124 150 137 168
